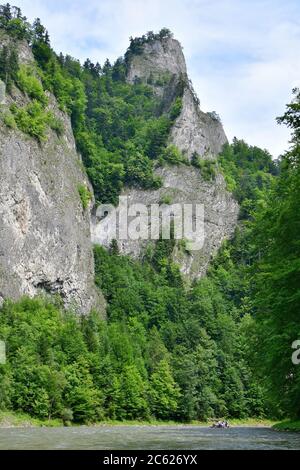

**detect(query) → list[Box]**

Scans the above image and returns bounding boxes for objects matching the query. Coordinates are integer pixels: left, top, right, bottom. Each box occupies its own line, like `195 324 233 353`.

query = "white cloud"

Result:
15 0 300 156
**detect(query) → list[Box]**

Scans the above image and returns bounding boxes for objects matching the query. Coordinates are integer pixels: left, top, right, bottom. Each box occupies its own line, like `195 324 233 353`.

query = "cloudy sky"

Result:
15 0 300 157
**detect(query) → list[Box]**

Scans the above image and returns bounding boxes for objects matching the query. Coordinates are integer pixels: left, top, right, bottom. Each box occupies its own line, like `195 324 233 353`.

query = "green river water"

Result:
0 426 299 450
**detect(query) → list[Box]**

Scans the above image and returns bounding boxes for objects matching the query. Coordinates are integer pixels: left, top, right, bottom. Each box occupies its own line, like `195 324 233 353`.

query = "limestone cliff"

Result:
92 164 239 279
92 35 239 279
0 36 105 314
127 37 227 160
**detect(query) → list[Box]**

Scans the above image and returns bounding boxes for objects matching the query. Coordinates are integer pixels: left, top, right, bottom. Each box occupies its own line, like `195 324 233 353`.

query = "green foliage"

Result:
92 236 265 421
1 5 298 425
160 145 188 165
192 91 300 421
0 14 183 204
27 27 181 204
109 239 120 255
191 152 217 181
207 111 222 123
201 160 217 181
0 41 63 142
219 139 277 218
0 56 64 142
2 110 16 128
154 72 172 87
160 194 173 205
61 408 73 425
10 101 62 142
46 112 64 136
43 57 168 202
247 89 300 419
117 365 149 420
169 97 182 120
0 4 31 41
10 101 47 141
177 239 192 255
78 184 91 210
124 151 162 188
17 65 48 105
0 297 102 422
149 360 180 419
125 29 173 63
0 44 19 92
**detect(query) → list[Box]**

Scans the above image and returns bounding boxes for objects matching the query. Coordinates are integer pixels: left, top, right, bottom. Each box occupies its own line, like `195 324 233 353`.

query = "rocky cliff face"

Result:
127 37 227 160
92 36 239 280
171 86 228 160
0 36 105 314
127 38 187 88
92 164 239 279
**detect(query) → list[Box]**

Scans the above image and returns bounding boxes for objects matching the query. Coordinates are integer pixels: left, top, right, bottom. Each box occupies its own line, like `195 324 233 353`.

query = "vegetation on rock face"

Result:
0 44 18 92
248 89 300 420
125 28 174 64
160 194 173 205
161 145 189 166
191 152 217 181
78 184 91 210
212 89 300 421
16 65 48 105
29 21 181 204
9 100 63 142
0 22 63 142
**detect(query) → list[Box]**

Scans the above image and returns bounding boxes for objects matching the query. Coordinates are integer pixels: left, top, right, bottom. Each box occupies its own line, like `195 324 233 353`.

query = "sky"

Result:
15 0 300 157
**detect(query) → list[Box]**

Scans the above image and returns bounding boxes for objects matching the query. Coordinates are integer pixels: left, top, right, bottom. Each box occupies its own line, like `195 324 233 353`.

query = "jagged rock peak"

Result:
126 34 187 85
126 31 228 160
91 31 238 279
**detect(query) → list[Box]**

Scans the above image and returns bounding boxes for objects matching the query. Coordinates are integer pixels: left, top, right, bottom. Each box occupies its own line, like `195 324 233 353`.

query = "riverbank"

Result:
0 411 62 428
0 411 275 429
272 420 300 432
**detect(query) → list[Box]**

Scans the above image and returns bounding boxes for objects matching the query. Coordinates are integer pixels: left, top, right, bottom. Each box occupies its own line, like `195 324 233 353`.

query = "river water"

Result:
0 426 299 450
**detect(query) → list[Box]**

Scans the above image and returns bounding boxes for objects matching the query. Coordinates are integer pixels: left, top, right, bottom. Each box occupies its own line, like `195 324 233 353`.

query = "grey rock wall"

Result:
0 37 105 314
91 165 239 280
170 86 227 160
127 37 227 160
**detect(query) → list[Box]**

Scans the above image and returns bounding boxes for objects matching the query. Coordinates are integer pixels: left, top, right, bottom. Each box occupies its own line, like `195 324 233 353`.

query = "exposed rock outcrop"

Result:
0 36 105 314
171 86 228 160
91 164 239 279
127 38 187 89
127 37 227 160
92 35 239 280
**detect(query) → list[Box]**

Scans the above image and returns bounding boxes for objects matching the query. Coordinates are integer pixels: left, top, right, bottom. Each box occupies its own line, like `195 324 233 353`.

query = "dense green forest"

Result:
0 5 299 424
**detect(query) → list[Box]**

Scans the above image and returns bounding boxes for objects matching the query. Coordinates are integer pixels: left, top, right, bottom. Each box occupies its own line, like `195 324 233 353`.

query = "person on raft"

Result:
212 420 230 428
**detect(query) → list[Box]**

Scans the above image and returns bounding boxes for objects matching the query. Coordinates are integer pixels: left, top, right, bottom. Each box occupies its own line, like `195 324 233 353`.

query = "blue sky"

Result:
16 0 300 156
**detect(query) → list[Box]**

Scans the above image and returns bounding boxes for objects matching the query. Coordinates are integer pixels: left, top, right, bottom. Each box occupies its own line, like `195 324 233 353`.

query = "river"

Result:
0 425 299 450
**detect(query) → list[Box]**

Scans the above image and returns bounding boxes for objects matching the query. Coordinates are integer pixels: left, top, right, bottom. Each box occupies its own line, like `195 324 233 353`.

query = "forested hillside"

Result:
0 4 299 424
0 136 278 422
248 89 300 418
